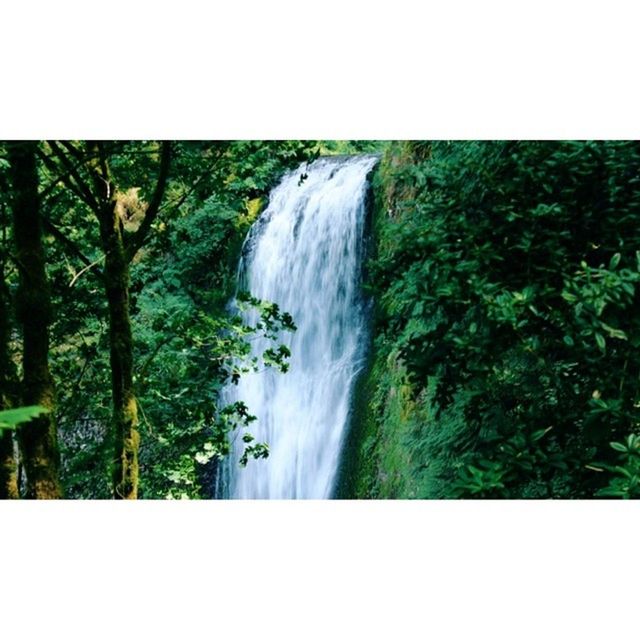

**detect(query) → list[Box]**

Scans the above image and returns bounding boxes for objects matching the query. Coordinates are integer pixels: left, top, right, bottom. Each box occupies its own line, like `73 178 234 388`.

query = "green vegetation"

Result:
352 141 640 499
0 140 327 498
0 406 49 430
1 139 638 499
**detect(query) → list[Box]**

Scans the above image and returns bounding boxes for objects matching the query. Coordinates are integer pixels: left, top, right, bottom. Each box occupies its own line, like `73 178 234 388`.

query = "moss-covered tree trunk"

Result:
88 142 170 499
0 433 17 499
47 140 171 499
98 199 139 499
0 184 18 499
0 265 19 499
0 170 19 499
9 142 62 499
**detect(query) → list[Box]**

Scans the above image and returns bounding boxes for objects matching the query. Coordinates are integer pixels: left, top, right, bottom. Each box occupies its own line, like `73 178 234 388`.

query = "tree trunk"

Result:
0 197 19 499
87 141 169 499
0 432 18 499
98 199 139 499
9 142 62 499
0 277 19 498
65 140 170 499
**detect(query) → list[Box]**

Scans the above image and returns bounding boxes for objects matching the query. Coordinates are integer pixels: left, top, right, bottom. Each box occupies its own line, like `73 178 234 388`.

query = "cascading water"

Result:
221 154 378 499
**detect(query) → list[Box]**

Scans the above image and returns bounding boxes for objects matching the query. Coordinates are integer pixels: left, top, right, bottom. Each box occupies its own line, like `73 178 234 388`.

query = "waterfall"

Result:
221 154 378 499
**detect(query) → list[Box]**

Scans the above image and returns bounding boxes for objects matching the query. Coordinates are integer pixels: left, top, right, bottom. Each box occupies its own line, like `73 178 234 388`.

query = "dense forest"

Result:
348 141 640 499
1 140 639 499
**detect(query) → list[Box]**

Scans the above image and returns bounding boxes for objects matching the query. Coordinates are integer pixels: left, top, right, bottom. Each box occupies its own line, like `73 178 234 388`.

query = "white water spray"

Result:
222 154 378 499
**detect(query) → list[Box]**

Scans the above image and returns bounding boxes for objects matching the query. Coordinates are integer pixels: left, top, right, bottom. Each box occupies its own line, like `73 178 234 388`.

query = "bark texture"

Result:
99 191 139 499
9 142 62 498
0 265 19 499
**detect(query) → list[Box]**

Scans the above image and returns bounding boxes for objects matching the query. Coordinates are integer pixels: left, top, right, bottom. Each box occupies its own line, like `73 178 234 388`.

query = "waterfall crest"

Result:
223 154 378 499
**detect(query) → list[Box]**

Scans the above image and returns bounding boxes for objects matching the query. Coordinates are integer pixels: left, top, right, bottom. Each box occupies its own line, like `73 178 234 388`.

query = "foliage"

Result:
0 405 49 431
21 140 322 498
593 435 640 499
357 140 640 498
134 289 296 499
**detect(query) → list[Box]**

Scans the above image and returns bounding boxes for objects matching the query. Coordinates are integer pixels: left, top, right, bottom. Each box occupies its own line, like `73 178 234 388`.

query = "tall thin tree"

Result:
9 141 62 498
42 141 171 498
0 195 19 499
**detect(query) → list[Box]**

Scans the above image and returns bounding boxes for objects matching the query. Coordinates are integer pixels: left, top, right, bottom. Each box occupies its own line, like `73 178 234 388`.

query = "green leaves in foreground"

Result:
592 434 640 499
0 405 49 431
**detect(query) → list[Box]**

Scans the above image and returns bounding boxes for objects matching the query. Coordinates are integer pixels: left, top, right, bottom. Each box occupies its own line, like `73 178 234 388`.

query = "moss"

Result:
333 158 384 498
0 431 19 499
343 141 444 499
333 337 378 498
345 345 429 498
243 196 265 226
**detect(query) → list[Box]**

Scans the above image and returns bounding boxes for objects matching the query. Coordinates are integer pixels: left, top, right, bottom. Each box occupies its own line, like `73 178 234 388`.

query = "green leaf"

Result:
595 332 606 351
0 405 50 431
610 441 628 453
531 427 552 442
608 253 621 270
601 322 627 340
596 487 627 498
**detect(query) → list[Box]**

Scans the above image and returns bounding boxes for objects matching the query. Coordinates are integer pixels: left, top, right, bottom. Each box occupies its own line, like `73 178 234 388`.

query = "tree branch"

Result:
125 142 172 263
47 141 100 212
37 147 106 204
37 148 91 208
41 217 95 269
97 142 111 186
68 254 106 287
157 145 227 216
